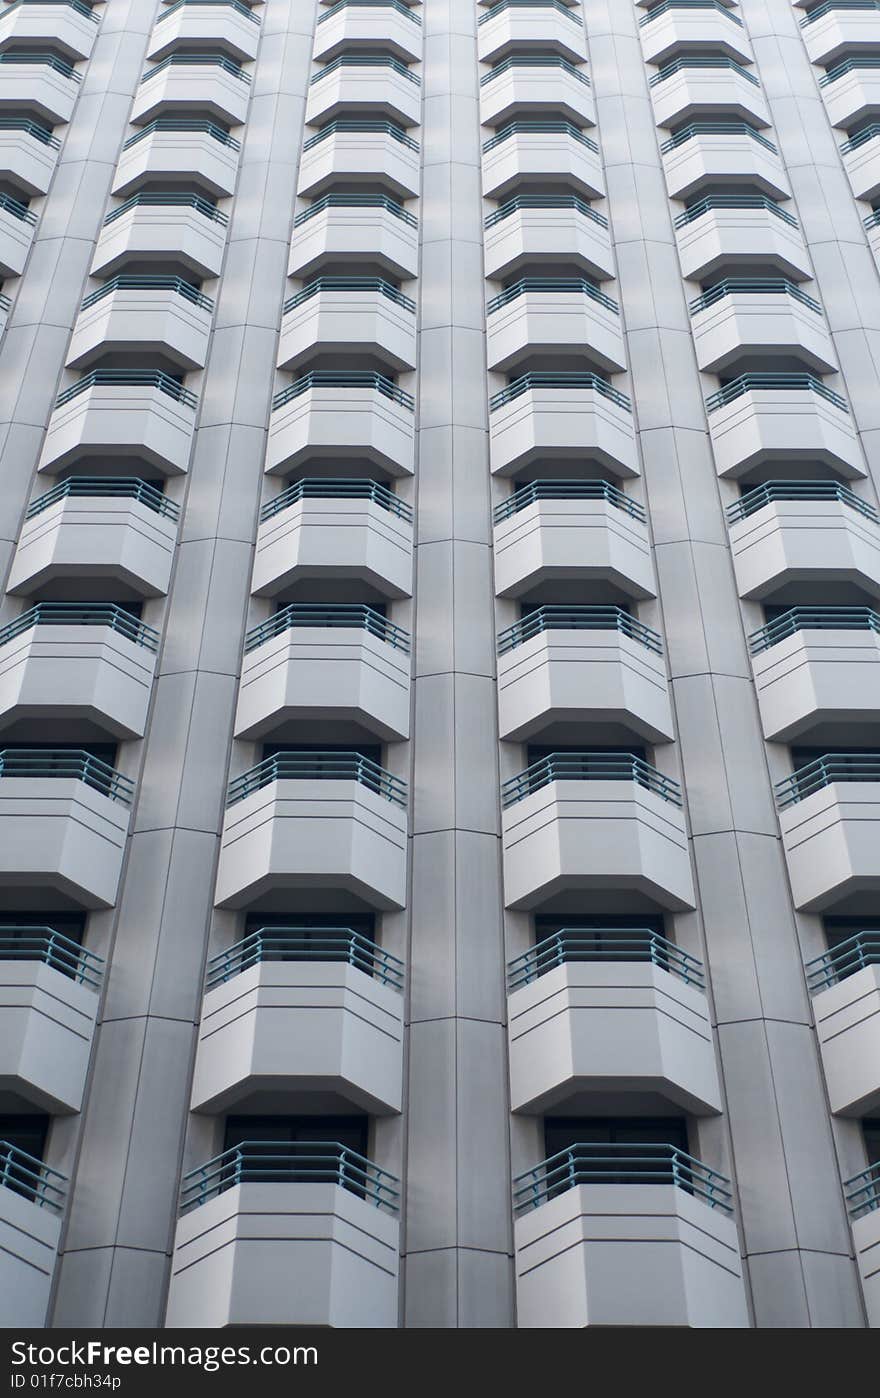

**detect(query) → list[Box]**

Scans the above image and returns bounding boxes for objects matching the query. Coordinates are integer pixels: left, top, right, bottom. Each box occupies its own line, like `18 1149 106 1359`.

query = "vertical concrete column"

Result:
582 0 865 1327
49 0 318 1326
403 0 514 1328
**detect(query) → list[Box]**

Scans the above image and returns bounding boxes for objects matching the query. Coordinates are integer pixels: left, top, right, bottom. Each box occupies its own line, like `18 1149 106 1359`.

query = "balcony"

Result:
476 1 588 66
235 605 411 742
0 289 8 340
305 56 421 129
253 479 413 600
278 277 416 372
297 120 420 200
500 753 695 910
639 2 753 67
705 374 863 480
0 52 81 126
479 55 595 127
166 1143 399 1327
288 193 418 280
0 1144 66 1326
39 370 198 476
266 372 415 478
214 752 408 910
661 122 790 201
483 194 614 282
92 192 229 279
190 928 404 1113
0 927 103 1112
8 477 180 598
801 3 880 65
749 608 880 741
489 372 638 478
846 1163 880 1327
0 117 61 196
131 54 251 128
776 754 880 910
0 0 98 60
0 603 159 739
868 207 880 264
807 933 880 1116
506 930 720 1114
492 481 655 600
0 191 36 277
674 194 811 282
113 120 242 200
67 275 214 371
486 278 625 374
147 0 261 64
313 0 423 65
482 121 604 200
818 58 880 129
649 57 770 129
496 607 673 742
0 748 133 908
689 278 836 374
513 1145 747 1327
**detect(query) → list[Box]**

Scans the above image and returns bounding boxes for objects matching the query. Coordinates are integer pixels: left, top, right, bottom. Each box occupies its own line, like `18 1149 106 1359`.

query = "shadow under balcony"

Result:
489 372 637 477
39 370 198 475
0 1142 66 1326
705 373 863 479
266 371 415 477
749 607 880 742
807 932 880 1117
776 752 880 911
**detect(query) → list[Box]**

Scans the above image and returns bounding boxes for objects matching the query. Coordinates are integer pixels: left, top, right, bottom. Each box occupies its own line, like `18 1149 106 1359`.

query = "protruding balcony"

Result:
482 120 604 200
807 932 880 1116
113 120 242 200
0 289 9 340
0 926 103 1112
288 193 418 280
92 192 229 279
479 55 595 127
483 194 614 281
305 55 421 129
235 604 411 742
0 748 133 908
689 278 836 374
0 51 81 126
749 608 880 741
214 752 408 910
801 3 880 65
649 57 770 129
673 194 811 282
147 0 261 64
776 754 880 910
266 371 415 478
166 1143 400 1328
297 120 420 200
313 0 423 64
0 0 99 61
0 117 61 197
496 607 673 742
841 123 880 202
0 1143 66 1326
705 373 863 480
9 477 180 598
867 206 880 265
278 277 416 372
486 277 625 374
477 1 588 66
253 478 413 600
513 1145 747 1327
489 372 638 478
131 53 251 127
639 1 754 66
492 480 655 600
845 1162 880 1327
819 58 880 129
727 481 880 601
190 929 405 1113
661 121 790 201
67 275 215 371
501 753 695 910
506 929 720 1114
39 370 198 476
0 191 36 277
0 603 159 739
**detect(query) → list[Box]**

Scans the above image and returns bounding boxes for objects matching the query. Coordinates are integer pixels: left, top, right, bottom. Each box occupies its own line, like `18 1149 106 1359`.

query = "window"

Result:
0 1114 49 1203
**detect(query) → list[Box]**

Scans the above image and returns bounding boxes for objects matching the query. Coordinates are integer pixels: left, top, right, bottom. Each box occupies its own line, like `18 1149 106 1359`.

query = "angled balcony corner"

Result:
313 0 423 65
288 193 419 280
846 1162 880 1328
266 372 415 478
776 755 880 911
0 1143 66 1326
749 608 880 742
39 370 198 475
147 0 261 65
112 121 242 200
489 372 638 478
807 933 880 1117
92 192 229 280
483 193 614 282
705 374 864 480
68 275 215 372
674 194 811 283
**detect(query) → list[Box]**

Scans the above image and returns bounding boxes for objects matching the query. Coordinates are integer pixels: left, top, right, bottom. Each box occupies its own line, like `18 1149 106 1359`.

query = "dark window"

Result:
262 743 382 768
527 744 647 767
0 913 85 981
0 1114 49 1203
864 1121 880 1169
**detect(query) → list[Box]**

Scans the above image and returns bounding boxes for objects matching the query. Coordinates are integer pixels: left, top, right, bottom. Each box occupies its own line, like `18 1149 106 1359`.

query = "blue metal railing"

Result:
660 120 778 154
484 191 607 229
0 925 103 988
302 118 419 152
481 54 590 86
705 372 847 413
487 276 618 315
283 275 415 313
501 752 682 808
478 0 583 24
122 118 241 151
483 119 598 154
244 603 410 655
493 477 645 523
641 0 744 25
0 190 36 224
749 606 880 654
841 121 880 154
1 0 98 18
226 751 407 807
866 208 880 229
180 1141 400 1214
776 752 880 809
674 193 797 229
844 1161 880 1219
820 55 880 86
259 476 411 523
805 931 880 992
293 191 416 227
507 927 704 991
650 55 759 88
205 927 404 991
141 52 250 83
513 1144 733 1215
497 605 661 656
310 52 419 85
318 0 421 23
690 277 821 315
0 116 60 148
490 371 631 412
0 748 134 804
0 1143 67 1213
155 0 260 24
0 51 80 79
80 273 214 312
103 191 227 226
0 602 160 651
55 369 198 409
726 478 878 524
272 370 413 411
26 475 179 520
803 1 880 24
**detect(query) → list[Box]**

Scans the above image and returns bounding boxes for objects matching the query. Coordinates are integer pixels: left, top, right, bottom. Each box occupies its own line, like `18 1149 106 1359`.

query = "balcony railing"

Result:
155 0 260 23
259 476 412 523
141 52 251 84
650 55 760 88
705 372 847 413
660 120 778 154
805 930 880 992
820 55 880 86
293 191 417 227
497 605 661 655
482 119 598 154
318 0 421 24
0 601 160 651
283 275 415 313
0 191 36 225
0 1142 67 1213
272 370 414 411
244 603 410 654
866 208 880 228
310 53 420 85
507 927 704 991
103 191 228 227
0 116 60 148
490 370 631 412
487 275 618 315
841 121 880 153
1 0 98 19
0 925 104 987
0 748 134 804
845 1161 880 1219
640 0 744 25
493 477 645 523
205 926 404 991
513 1144 733 1215
803 0 880 24
226 750 407 807
54 368 198 408
484 191 608 229
776 752 880 808
26 475 180 520
749 605 880 654
80 273 215 312
690 277 822 315
501 751 682 807
122 118 241 152
478 0 583 24
674 193 797 229
726 478 878 524
481 54 590 86
0 51 80 80
180 1142 400 1214
302 117 419 152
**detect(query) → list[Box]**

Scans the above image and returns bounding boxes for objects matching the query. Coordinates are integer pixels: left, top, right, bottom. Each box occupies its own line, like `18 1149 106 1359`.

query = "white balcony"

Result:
234 617 411 742
690 286 836 375
868 212 880 266
802 10 880 65
650 65 769 130
0 123 60 197
252 488 413 600
820 67 880 130
0 199 34 277
778 777 880 911
0 1172 64 1327
67 280 213 371
753 618 880 739
0 59 80 125
489 378 638 478
113 126 241 200
674 200 811 282
131 61 251 127
166 1179 399 1328
278 282 416 372
297 126 420 200
39 375 197 476
482 126 604 201
479 62 595 128
266 377 415 478
842 130 880 203
492 491 655 600
92 197 228 279
729 493 880 601
810 962 880 1116
288 198 418 280
0 950 101 1113
483 200 614 281
477 6 587 65
305 62 420 129
850 1200 880 1328
0 2 98 60
314 2 422 64
147 2 260 63
486 283 625 374
639 7 753 66
706 380 864 480
662 128 790 201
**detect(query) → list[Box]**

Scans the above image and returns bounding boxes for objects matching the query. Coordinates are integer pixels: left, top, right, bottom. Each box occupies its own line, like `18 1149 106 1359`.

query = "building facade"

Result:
0 0 878 1329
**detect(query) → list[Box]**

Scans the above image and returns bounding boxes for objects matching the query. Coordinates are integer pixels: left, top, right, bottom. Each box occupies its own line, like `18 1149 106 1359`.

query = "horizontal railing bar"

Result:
293 192 417 227
507 927 704 991
103 191 227 226
490 370 631 412
674 193 797 228
122 118 241 150
660 120 778 154
227 751 407 807
690 277 821 314
483 119 598 153
487 276 618 314
0 51 80 78
0 116 60 147
501 752 682 808
776 751 880 808
302 118 419 152
0 748 134 804
844 1161 880 1219
705 372 847 412
0 926 104 987
26 475 179 519
55 369 198 408
497 605 661 655
206 927 404 991
180 1141 400 1214
641 0 744 25
513 1143 732 1215
244 603 410 654
726 479 878 524
259 476 412 522
0 1142 67 1212
493 477 644 522
80 273 214 312
310 53 420 84
805 929 880 992
155 0 260 23
478 0 583 24
272 370 414 410
481 54 590 86
650 55 759 87
283 275 415 312
0 602 160 651
484 191 608 229
318 0 421 23
141 52 250 83
749 606 880 654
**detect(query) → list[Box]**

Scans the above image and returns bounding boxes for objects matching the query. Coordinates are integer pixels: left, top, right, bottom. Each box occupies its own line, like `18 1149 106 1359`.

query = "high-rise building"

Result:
0 0 878 1331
